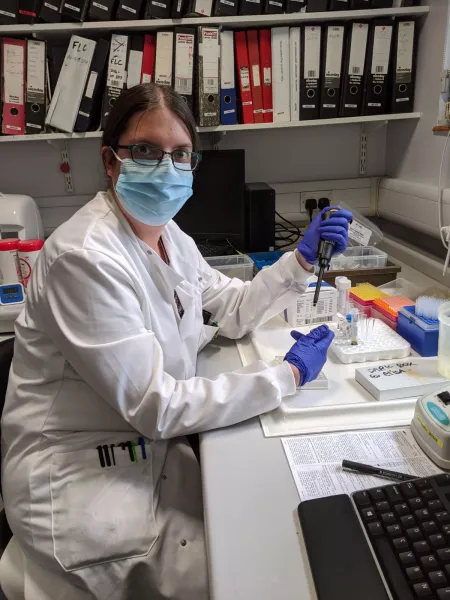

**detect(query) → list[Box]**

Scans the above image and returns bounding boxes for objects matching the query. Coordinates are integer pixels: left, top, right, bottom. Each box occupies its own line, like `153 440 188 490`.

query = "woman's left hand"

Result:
297 207 353 266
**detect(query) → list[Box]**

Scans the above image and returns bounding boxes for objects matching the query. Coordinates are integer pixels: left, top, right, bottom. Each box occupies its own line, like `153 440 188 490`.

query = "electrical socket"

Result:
300 191 333 214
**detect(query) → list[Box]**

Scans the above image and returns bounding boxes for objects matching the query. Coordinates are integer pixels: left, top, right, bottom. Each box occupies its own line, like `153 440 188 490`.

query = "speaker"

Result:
244 183 275 252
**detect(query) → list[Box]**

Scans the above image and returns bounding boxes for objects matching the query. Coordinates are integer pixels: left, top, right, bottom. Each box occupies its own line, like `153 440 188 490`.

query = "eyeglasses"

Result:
114 143 202 172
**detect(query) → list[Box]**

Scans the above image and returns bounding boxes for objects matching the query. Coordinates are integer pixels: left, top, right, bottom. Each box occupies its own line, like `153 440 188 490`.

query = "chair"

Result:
0 337 26 600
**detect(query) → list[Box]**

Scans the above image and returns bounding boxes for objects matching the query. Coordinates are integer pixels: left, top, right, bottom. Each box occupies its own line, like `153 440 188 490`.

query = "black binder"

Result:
263 0 284 13
285 0 305 12
320 25 344 119
171 0 186 16
115 0 143 18
0 0 19 23
101 34 129 129
390 20 416 113
61 0 89 20
239 0 261 14
145 0 171 18
88 0 117 19
306 0 328 11
47 40 70 96
38 0 62 21
214 0 238 15
371 0 392 6
350 0 370 7
25 39 46 134
329 0 348 10
300 25 321 120
75 39 109 132
339 22 369 118
362 20 393 115
18 0 41 22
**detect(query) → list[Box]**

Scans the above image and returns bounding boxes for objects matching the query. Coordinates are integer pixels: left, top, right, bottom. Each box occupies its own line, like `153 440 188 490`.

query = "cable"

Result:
437 126 450 250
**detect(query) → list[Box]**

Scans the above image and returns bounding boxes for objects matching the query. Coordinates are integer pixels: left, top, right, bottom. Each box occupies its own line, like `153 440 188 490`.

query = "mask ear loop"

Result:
108 147 124 202
109 146 124 163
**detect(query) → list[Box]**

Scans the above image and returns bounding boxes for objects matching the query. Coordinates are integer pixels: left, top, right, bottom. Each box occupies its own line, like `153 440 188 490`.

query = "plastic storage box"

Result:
377 278 423 300
397 305 439 357
205 255 254 282
349 283 388 317
329 247 388 271
371 296 415 330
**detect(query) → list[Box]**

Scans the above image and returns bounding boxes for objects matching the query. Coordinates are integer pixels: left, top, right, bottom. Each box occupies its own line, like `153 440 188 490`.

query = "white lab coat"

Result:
1 191 312 600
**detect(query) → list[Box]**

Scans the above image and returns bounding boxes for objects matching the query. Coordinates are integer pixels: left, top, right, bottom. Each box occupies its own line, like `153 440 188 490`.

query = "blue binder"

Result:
220 30 238 126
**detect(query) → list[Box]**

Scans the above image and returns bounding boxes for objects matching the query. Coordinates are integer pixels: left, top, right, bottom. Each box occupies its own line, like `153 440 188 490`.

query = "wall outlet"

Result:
300 191 333 214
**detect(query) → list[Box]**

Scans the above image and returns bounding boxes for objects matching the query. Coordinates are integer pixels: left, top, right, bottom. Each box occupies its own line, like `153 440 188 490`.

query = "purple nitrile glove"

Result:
297 207 353 265
284 325 335 386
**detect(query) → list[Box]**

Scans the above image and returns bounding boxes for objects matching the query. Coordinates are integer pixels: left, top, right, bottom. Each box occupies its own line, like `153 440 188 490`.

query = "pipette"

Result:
313 209 338 308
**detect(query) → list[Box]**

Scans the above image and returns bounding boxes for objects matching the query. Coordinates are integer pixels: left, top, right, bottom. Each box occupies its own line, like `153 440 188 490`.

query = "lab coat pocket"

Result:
198 324 219 352
50 458 158 572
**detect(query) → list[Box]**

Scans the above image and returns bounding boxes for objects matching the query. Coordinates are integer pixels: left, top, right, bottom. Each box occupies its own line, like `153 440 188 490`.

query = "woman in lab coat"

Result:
1 84 351 600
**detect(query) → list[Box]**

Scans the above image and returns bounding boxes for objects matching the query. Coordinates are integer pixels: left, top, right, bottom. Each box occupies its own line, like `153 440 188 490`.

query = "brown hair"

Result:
102 83 200 152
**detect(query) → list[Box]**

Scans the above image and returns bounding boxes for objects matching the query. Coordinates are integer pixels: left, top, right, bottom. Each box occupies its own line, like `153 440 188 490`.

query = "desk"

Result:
198 338 317 600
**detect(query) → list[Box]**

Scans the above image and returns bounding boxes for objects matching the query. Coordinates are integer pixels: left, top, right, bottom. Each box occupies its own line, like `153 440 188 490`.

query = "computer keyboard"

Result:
298 473 450 600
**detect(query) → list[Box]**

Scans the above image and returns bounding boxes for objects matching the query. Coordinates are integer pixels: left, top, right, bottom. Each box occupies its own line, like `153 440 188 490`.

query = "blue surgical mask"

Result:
114 157 193 226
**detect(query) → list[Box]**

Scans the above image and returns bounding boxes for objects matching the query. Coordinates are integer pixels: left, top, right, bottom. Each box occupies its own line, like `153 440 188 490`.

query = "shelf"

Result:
0 113 421 142
0 6 429 35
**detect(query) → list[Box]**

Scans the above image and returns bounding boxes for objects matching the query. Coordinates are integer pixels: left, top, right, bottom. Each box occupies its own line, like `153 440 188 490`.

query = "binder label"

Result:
175 33 194 96
396 21 414 84
252 65 261 88
304 26 320 80
324 26 344 89
263 67 271 86
142 73 151 83
26 41 46 104
195 0 213 14
240 67 250 91
220 31 235 90
86 72 98 98
93 2 108 9
371 25 392 76
43 2 58 9
155 32 174 87
4 44 24 105
65 3 81 11
348 23 368 77
200 29 219 94
0 10 15 17
122 4 137 12
107 35 128 90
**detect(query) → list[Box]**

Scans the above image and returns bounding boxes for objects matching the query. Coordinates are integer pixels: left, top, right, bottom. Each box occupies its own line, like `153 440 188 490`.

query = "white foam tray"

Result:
331 319 411 364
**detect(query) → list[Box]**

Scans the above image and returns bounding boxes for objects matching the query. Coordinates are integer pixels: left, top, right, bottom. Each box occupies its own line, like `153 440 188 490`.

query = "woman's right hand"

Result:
284 325 335 386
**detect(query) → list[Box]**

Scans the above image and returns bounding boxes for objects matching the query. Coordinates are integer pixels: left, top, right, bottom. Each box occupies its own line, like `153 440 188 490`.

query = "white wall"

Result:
385 0 450 187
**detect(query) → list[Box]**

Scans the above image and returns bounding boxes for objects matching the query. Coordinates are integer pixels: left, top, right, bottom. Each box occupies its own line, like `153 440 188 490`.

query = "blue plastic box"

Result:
397 305 439 357
249 251 285 272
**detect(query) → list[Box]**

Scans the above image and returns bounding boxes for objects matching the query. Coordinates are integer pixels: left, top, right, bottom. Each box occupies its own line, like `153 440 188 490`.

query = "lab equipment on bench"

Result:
330 318 411 364
398 306 440 358
0 194 44 241
335 276 351 316
284 281 337 327
299 472 450 600
412 383 450 470
371 296 415 331
349 283 388 317
329 246 389 271
438 302 450 379
204 254 254 282
17 238 44 289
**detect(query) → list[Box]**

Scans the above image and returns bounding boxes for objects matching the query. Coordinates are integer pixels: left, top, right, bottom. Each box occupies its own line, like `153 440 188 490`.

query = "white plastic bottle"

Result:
335 276 351 316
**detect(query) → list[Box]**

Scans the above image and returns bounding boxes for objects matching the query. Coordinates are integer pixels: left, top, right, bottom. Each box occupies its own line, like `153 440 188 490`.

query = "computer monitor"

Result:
174 149 245 248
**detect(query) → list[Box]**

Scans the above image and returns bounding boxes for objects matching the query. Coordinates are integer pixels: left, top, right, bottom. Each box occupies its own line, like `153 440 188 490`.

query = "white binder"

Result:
45 35 96 133
271 27 290 123
289 27 300 122
155 32 174 87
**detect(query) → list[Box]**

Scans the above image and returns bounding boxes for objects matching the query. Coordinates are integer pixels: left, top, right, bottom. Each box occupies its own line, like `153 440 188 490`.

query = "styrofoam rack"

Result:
330 318 411 364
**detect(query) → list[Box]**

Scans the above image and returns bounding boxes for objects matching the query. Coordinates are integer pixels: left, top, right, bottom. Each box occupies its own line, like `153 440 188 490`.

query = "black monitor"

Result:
174 149 245 247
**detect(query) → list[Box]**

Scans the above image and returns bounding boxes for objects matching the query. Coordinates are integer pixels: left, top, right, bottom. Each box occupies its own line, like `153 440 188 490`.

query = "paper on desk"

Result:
282 428 442 501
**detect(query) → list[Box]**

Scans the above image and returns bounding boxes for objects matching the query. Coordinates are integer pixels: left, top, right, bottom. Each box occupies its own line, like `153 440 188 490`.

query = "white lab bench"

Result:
197 258 447 600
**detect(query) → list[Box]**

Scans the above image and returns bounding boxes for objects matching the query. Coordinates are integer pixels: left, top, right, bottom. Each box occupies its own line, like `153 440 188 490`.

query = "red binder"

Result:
2 38 26 135
141 34 156 84
234 31 254 125
258 29 273 123
246 30 263 124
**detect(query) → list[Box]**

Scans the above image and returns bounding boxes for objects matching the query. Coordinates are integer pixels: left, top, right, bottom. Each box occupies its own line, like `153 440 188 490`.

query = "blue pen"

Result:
138 437 147 460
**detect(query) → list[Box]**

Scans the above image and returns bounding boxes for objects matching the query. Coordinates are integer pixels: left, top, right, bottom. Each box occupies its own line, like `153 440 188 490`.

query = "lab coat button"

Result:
198 276 202 281
180 540 187 547
147 250 152 255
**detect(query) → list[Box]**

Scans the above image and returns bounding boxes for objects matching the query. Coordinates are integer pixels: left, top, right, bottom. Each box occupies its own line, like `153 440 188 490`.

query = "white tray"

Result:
331 319 411 364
